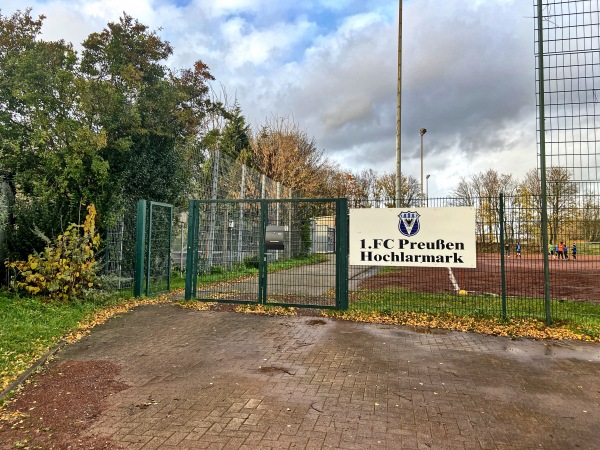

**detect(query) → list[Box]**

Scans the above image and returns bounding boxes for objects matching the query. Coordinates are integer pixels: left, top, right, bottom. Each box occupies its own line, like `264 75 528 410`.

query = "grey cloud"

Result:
227 0 538 192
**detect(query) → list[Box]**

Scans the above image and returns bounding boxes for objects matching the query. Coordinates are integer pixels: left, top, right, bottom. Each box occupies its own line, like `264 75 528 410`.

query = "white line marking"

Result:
447 267 460 293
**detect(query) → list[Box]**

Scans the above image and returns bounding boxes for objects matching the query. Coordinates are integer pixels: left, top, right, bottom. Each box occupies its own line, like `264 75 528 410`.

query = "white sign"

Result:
349 207 477 268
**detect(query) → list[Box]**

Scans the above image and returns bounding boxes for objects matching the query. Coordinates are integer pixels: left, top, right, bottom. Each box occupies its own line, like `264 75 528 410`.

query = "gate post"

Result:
185 200 198 300
134 199 147 297
335 198 349 310
258 200 268 304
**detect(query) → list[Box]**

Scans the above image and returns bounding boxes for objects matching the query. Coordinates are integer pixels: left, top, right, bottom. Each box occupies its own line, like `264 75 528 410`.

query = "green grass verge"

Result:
579 242 600 256
0 291 128 396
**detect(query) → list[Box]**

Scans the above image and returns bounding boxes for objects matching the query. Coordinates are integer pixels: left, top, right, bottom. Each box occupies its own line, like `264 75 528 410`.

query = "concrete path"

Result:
195 255 376 304
56 304 600 449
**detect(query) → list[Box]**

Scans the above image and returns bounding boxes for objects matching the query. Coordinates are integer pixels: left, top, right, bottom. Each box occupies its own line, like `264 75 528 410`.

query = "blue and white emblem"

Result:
398 211 420 237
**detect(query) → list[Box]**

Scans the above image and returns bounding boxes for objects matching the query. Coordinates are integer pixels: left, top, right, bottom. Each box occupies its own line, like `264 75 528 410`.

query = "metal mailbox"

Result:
265 225 287 250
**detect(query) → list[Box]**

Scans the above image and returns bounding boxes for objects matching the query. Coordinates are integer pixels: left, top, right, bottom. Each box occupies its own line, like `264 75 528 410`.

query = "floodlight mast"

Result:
420 128 427 207
395 0 403 207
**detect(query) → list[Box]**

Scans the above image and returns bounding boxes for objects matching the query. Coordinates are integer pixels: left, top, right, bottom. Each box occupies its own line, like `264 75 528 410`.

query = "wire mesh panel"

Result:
186 147 296 201
535 1 600 187
104 202 138 295
348 197 600 325
185 198 343 308
263 200 338 308
105 218 133 293
187 200 261 303
145 202 173 296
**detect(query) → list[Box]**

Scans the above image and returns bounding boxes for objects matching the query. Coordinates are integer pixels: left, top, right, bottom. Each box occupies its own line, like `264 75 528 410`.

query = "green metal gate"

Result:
133 199 174 297
184 198 348 309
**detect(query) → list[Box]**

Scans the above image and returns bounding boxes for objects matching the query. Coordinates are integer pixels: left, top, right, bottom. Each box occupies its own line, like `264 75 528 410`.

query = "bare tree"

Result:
450 169 516 244
376 172 420 207
579 194 600 242
450 178 477 207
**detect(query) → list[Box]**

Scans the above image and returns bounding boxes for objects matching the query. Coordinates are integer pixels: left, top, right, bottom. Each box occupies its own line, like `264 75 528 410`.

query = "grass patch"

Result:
0 291 129 394
579 242 600 256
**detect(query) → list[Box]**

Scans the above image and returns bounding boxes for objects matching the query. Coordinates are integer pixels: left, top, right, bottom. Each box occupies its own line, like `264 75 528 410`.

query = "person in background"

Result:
558 242 564 259
516 242 522 258
572 243 577 260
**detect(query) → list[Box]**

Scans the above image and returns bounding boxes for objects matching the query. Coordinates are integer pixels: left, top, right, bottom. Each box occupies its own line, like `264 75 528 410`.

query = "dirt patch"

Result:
258 366 294 375
360 256 600 303
306 319 327 326
0 360 127 450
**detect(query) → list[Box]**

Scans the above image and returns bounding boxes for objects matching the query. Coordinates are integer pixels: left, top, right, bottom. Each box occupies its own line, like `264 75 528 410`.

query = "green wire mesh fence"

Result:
349 195 600 326
184 198 343 309
103 149 296 297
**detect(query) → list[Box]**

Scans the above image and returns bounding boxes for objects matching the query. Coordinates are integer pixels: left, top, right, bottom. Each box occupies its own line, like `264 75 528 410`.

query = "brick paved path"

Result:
58 305 600 449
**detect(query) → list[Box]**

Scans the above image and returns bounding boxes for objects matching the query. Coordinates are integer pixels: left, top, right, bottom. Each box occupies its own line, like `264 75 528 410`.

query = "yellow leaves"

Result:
63 293 174 344
234 304 297 316
325 310 599 342
5 204 100 302
179 301 216 311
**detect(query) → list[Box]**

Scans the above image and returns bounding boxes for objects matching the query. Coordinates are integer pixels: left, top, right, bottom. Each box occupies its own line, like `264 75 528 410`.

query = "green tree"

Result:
219 103 252 163
451 170 516 244
0 10 109 258
80 14 215 212
0 10 217 263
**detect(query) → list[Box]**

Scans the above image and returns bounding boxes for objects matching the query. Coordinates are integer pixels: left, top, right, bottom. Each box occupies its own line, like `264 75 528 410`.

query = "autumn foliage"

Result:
5 205 100 301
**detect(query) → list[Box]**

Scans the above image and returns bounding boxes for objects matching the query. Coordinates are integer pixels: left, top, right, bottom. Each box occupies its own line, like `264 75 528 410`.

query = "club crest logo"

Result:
398 211 420 237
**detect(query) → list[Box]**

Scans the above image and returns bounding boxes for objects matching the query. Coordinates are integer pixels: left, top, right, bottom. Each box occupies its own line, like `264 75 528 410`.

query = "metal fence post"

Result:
207 150 220 270
499 193 507 320
185 200 198 300
258 200 268 304
237 164 246 262
536 0 552 326
336 198 349 310
145 202 154 296
167 205 173 292
134 199 147 297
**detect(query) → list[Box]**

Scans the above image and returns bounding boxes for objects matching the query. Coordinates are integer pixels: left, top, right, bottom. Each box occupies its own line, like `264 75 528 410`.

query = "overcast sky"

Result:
2 0 538 196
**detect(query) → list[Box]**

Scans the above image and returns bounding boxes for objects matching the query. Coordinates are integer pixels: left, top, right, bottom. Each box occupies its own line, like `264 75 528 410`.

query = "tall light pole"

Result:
395 0 403 206
420 128 427 207
426 174 431 207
